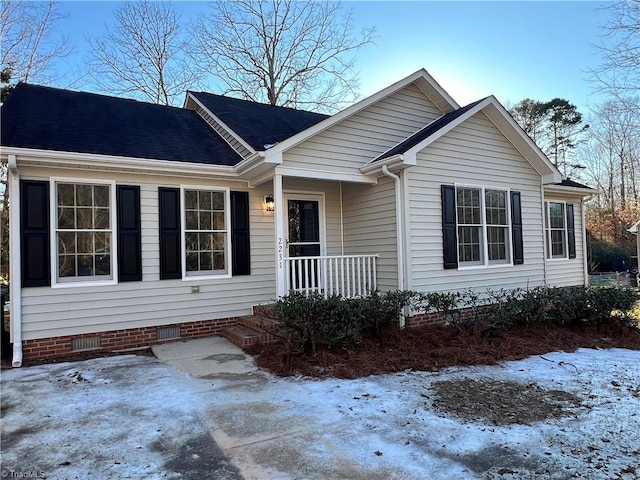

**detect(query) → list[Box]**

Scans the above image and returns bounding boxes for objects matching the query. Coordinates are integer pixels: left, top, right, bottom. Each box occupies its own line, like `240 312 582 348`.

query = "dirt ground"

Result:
247 320 640 429
248 319 640 379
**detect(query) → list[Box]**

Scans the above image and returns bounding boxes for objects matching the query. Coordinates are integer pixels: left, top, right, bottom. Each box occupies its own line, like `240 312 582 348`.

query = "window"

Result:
456 187 510 266
545 202 567 259
183 188 229 276
55 182 114 283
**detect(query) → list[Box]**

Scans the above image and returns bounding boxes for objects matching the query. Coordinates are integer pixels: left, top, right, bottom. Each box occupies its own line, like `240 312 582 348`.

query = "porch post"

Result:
274 172 286 297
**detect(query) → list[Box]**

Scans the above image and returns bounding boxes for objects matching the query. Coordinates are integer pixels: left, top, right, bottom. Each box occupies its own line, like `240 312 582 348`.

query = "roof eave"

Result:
360 154 410 176
543 184 598 197
0 146 240 178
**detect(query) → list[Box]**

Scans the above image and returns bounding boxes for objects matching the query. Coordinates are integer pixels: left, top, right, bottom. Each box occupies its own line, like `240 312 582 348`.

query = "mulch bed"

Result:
247 320 640 379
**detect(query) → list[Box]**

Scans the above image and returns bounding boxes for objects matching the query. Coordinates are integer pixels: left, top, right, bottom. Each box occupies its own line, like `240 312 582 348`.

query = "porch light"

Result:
264 194 275 212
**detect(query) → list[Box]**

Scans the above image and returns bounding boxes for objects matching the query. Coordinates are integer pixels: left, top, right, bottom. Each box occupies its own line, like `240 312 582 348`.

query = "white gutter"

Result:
581 198 589 286
8 154 22 367
381 165 406 327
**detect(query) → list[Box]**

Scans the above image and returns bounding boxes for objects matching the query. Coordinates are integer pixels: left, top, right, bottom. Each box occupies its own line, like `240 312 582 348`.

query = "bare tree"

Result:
87 1 196 106
590 0 640 114
0 0 71 97
190 0 375 112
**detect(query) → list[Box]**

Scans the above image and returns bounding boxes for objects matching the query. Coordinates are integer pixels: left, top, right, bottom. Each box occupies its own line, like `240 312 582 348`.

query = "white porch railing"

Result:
284 254 378 298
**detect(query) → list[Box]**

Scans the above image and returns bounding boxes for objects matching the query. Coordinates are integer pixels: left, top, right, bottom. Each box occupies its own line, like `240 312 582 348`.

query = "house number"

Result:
278 237 283 269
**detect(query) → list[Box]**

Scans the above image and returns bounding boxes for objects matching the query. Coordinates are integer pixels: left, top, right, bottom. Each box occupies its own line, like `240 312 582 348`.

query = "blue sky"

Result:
55 1 610 112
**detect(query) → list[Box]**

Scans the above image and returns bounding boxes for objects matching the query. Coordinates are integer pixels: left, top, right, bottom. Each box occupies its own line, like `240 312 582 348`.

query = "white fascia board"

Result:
360 155 407 176
264 69 460 157
264 150 283 164
277 166 378 185
543 184 598 197
186 92 257 155
628 220 640 234
234 151 265 173
2 147 240 178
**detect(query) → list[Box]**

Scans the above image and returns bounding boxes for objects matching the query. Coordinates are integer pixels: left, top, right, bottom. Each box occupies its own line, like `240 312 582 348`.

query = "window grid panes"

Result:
56 183 112 280
457 188 483 264
485 190 508 262
456 187 511 266
184 189 227 274
546 202 566 258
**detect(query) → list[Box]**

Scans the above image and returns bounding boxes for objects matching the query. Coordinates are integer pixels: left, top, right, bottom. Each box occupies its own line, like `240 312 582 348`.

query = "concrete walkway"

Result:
152 336 259 379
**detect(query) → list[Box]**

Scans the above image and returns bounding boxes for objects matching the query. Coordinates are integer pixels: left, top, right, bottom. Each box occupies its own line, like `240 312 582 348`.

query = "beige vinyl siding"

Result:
19 166 275 341
544 194 586 287
408 111 546 293
283 83 443 175
195 106 253 159
342 177 398 291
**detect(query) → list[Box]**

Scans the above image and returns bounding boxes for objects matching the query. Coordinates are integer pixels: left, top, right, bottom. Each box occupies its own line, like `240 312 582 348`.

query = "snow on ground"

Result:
1 348 639 480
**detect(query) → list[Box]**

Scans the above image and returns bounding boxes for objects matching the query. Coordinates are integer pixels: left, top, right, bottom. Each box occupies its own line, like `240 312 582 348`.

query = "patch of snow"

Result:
2 348 639 479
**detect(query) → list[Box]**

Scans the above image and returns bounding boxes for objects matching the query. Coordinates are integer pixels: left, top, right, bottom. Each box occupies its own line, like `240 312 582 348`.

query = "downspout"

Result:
540 179 548 286
381 165 406 327
581 198 589 286
339 181 344 255
8 154 22 367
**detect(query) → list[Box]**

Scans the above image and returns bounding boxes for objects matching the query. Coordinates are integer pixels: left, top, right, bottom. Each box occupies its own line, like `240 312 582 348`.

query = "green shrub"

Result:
274 290 414 354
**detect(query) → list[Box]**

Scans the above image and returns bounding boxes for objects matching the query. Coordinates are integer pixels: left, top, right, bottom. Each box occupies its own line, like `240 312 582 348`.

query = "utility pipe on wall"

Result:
381 165 406 328
8 154 22 367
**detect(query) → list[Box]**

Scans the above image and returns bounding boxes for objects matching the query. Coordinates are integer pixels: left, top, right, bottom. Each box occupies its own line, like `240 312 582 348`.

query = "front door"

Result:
285 195 323 290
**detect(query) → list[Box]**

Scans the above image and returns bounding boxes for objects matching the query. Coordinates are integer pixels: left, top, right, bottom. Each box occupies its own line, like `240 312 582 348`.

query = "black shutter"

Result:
230 191 251 276
20 180 50 287
159 187 181 279
117 185 142 282
566 203 576 259
510 191 524 265
441 185 458 269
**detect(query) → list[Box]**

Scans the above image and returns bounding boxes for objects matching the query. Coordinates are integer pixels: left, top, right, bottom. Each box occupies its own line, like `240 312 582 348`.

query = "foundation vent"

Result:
71 336 101 351
157 326 181 340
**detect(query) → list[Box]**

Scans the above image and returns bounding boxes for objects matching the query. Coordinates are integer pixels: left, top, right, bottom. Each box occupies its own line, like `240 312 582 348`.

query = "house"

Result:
1 69 594 366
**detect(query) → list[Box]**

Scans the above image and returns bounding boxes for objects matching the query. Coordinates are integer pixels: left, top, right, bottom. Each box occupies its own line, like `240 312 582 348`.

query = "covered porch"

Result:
248 167 400 299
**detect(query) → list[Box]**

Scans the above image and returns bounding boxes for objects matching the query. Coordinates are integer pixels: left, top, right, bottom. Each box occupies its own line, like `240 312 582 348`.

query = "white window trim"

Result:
50 177 118 288
180 185 232 281
455 183 514 270
545 201 569 261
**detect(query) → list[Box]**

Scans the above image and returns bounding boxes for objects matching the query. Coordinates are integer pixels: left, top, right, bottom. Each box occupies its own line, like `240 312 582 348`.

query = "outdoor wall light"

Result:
264 194 275 212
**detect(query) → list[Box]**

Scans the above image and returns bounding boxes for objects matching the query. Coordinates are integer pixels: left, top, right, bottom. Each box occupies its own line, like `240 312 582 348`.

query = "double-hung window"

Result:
545 202 567 259
183 188 229 277
55 181 114 284
456 186 510 266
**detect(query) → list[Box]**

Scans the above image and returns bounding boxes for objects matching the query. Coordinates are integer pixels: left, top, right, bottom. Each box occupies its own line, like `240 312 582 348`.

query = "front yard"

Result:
1 347 639 479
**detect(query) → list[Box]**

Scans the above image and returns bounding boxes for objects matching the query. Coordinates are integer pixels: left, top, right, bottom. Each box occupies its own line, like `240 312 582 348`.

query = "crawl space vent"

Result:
157 326 180 340
71 336 101 351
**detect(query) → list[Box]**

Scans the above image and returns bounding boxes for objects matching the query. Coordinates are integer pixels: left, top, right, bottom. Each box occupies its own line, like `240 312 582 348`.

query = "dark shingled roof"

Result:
372 98 487 162
190 92 329 151
556 179 594 190
1 83 243 166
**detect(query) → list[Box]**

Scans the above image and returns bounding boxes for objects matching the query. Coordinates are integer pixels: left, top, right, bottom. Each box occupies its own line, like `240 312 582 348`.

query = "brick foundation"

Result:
19 316 241 364
406 305 483 328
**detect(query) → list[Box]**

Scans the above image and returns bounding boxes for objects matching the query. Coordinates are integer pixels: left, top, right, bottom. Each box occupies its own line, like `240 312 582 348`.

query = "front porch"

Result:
284 254 378 298
259 173 392 299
